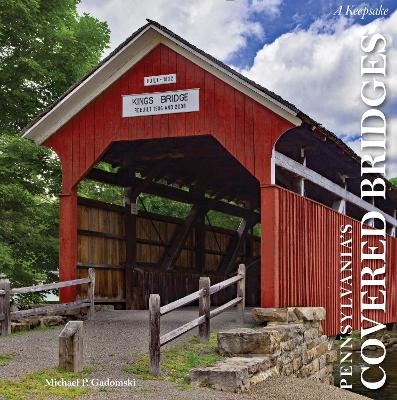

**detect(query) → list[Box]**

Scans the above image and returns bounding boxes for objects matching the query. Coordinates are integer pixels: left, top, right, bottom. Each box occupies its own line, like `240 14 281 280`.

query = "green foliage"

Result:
139 194 191 219
0 353 15 367
0 2 110 289
0 368 91 399
0 134 60 288
390 177 397 187
0 0 110 131
78 163 124 206
123 333 223 388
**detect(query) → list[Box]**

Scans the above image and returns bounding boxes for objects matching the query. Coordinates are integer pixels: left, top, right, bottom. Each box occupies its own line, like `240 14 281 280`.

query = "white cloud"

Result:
77 0 282 61
241 11 397 176
78 1 397 177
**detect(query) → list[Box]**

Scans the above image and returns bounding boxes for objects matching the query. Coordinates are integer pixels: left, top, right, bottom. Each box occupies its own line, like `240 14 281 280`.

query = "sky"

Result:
78 0 397 177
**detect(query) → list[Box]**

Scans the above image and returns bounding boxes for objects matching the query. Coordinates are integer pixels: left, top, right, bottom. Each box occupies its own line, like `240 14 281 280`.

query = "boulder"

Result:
40 315 65 327
218 328 280 355
294 307 326 321
251 308 288 323
189 356 272 392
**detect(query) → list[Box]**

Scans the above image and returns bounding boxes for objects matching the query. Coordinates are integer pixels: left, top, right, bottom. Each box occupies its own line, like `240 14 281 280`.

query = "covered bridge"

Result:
22 20 397 335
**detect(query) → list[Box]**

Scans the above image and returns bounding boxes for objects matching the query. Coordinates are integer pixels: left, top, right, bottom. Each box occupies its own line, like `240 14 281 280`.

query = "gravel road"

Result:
0 308 370 400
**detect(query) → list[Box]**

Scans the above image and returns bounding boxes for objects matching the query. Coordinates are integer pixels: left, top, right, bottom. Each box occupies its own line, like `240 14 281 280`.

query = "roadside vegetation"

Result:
123 333 222 389
0 368 93 400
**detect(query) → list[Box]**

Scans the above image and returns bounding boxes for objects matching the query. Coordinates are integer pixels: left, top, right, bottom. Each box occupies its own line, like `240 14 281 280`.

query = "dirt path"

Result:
0 309 370 399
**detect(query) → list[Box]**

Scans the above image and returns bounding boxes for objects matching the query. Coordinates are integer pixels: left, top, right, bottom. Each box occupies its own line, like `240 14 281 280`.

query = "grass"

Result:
0 353 15 367
11 325 57 336
334 330 361 345
0 367 93 400
123 333 223 388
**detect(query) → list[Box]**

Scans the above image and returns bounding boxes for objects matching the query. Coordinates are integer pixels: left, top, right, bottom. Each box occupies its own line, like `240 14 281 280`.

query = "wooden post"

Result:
198 277 210 342
87 268 95 319
237 264 246 326
0 279 11 335
149 294 161 376
59 321 84 372
124 187 137 310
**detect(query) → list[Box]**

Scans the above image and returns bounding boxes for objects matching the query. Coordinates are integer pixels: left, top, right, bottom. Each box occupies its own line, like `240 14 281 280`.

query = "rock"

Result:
326 350 337 363
189 356 273 392
287 308 299 322
218 328 280 355
294 307 326 321
11 322 30 333
365 345 379 351
40 315 65 327
251 308 288 323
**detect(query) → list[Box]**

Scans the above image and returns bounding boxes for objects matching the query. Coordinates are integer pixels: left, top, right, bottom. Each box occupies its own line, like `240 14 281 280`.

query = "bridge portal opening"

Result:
76 135 261 309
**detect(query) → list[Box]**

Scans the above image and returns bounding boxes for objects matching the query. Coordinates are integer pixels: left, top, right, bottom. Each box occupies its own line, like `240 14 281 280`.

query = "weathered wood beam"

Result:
86 168 259 221
124 187 137 310
273 151 397 227
161 205 206 271
59 321 84 372
219 217 255 276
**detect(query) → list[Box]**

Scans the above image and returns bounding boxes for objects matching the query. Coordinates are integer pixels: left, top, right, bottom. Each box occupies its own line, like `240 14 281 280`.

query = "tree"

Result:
0 0 110 132
0 0 110 292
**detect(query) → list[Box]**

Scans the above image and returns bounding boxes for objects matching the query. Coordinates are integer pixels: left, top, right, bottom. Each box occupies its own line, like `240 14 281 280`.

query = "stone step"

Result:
217 325 305 355
189 355 277 393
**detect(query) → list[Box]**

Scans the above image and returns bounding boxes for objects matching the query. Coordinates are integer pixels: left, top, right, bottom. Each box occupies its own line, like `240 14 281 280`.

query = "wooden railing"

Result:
149 264 246 375
0 268 95 336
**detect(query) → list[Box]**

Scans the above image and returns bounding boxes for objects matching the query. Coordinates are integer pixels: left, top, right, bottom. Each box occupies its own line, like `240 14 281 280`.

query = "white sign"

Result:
144 74 176 86
122 89 199 117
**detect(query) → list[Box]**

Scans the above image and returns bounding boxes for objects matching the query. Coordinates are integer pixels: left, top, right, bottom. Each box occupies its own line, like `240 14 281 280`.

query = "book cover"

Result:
1 1 396 399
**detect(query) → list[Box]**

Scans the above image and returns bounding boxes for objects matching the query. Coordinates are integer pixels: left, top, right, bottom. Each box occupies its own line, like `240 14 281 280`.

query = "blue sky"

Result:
78 0 397 176
229 0 397 67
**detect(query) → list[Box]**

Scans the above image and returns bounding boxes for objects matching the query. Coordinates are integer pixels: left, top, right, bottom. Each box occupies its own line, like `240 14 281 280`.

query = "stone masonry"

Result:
189 307 336 393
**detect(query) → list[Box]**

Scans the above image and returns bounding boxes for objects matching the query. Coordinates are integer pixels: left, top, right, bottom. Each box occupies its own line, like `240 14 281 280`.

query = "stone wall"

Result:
189 307 337 393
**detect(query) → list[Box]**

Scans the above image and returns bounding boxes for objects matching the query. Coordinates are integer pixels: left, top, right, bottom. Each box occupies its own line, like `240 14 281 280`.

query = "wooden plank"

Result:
162 205 205 271
11 278 91 295
59 321 84 372
85 171 260 221
11 300 89 319
78 229 125 241
149 294 161 376
219 218 253 275
0 280 11 335
237 264 246 325
124 187 137 309
198 277 210 342
160 315 206 346
209 275 241 295
87 268 95 319
78 197 125 213
209 297 242 319
160 288 204 316
273 151 397 227
77 262 125 270
95 298 126 303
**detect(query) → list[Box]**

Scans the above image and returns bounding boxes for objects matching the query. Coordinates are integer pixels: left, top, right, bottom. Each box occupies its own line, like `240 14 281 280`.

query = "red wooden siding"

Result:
43 43 293 192
261 185 397 336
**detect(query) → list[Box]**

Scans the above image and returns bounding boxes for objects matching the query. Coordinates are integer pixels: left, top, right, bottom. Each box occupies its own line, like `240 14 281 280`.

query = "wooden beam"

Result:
273 151 397 227
124 187 137 310
219 217 255 275
59 321 84 372
161 205 206 271
86 168 259 221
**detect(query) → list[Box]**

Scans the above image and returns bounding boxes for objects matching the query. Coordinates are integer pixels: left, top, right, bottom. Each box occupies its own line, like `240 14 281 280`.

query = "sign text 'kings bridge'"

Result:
122 88 199 117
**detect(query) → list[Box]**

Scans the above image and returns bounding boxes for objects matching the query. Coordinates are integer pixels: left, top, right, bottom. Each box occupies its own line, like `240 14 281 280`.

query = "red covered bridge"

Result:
22 20 397 335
